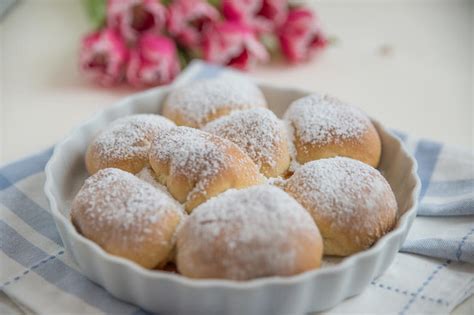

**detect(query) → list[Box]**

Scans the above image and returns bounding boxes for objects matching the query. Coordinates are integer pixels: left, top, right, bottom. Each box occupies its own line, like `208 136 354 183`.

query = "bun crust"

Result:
149 127 265 213
71 168 183 268
203 108 290 177
177 186 323 280
284 94 381 167
85 114 175 174
162 77 267 128
284 157 397 256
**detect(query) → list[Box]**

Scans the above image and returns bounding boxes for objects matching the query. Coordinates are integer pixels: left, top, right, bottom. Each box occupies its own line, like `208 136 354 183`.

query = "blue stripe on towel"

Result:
0 186 62 245
0 174 10 190
0 148 53 190
401 238 474 263
414 140 443 199
0 220 51 266
0 220 143 315
426 179 474 197
418 199 474 216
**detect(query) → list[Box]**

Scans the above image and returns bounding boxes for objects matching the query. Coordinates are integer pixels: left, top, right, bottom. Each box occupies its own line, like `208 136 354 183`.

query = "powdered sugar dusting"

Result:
284 94 370 145
91 114 175 161
203 108 285 173
179 185 319 280
136 166 185 212
72 168 181 245
150 127 259 204
165 77 267 127
285 157 396 233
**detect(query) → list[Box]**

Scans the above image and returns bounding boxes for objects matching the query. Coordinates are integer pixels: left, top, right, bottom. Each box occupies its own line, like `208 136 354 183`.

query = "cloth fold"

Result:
0 61 473 315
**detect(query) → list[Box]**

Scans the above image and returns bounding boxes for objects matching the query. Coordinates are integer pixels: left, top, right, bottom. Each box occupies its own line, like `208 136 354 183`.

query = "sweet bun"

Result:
176 185 323 280
162 77 267 128
71 168 183 269
85 114 175 174
284 157 397 256
149 126 265 213
284 94 381 167
203 108 290 177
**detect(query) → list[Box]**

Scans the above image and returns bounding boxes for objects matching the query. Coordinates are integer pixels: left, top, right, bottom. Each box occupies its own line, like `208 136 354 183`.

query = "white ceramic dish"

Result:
44 84 420 315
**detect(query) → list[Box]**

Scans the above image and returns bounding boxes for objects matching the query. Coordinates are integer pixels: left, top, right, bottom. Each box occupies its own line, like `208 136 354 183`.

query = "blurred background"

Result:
0 0 472 164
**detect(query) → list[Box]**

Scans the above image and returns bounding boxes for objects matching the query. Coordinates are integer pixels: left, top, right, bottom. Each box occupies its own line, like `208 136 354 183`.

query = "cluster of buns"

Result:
72 76 398 281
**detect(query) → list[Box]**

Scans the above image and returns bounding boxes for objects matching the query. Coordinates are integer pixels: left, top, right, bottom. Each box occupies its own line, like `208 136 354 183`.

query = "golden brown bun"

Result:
203 108 290 178
284 157 397 256
71 168 183 269
284 94 381 167
177 186 323 280
85 114 175 175
162 77 267 128
149 127 265 213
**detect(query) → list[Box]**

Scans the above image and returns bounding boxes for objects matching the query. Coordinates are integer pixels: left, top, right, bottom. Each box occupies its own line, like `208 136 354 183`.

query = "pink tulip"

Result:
258 0 288 27
222 0 288 33
126 33 180 87
203 21 269 70
167 0 219 48
107 0 167 42
79 28 128 86
278 8 326 63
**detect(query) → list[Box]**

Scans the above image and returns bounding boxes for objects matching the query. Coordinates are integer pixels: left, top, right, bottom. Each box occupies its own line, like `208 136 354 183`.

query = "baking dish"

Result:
44 83 420 315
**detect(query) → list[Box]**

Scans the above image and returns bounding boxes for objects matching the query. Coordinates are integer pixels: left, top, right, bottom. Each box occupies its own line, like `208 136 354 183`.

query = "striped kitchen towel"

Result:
0 61 473 315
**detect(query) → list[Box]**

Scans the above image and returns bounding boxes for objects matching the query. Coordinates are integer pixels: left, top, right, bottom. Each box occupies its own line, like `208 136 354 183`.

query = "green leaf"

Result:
208 0 221 9
82 0 107 30
177 49 191 69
